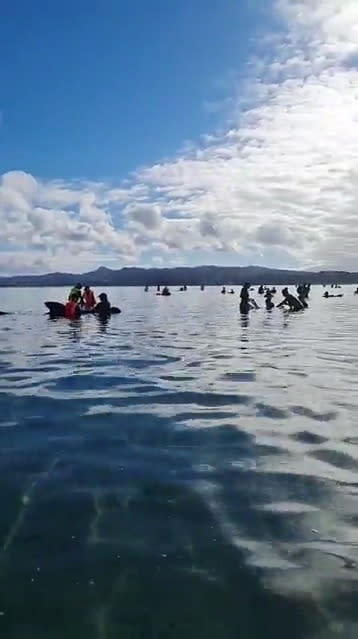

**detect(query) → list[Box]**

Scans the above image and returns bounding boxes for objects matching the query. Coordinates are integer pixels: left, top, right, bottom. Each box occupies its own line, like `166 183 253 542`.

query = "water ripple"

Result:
0 285 357 637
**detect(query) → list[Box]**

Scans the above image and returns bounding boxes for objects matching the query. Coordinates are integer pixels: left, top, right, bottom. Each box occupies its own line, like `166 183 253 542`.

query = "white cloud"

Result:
0 171 138 274
125 203 163 230
130 0 358 271
1 0 358 273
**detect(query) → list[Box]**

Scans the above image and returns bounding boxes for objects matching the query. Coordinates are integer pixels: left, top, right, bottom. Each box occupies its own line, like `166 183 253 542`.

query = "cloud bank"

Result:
1 0 358 274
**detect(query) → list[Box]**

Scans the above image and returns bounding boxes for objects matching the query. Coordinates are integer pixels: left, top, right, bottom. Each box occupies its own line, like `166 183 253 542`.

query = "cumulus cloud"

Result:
131 0 358 271
1 0 358 273
125 203 163 230
0 171 139 273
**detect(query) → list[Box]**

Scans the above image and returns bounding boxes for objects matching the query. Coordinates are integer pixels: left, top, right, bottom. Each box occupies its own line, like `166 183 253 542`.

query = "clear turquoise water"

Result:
0 286 357 638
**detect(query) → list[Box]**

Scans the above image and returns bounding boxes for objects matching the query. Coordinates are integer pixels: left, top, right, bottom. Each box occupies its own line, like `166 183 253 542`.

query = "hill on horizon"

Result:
0 264 357 287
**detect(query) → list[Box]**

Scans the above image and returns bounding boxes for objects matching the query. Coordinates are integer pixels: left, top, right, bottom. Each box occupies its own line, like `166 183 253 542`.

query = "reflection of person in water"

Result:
240 283 251 313
277 288 305 311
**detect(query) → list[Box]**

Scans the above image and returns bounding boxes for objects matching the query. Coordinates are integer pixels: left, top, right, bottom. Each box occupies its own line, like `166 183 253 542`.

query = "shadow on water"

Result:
0 391 352 639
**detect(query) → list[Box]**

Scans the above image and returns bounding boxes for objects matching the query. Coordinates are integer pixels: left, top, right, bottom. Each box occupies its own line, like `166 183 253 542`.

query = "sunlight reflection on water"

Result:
0 286 357 638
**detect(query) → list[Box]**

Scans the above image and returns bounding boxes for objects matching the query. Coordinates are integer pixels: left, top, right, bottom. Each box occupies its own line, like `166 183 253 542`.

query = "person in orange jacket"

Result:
64 294 81 319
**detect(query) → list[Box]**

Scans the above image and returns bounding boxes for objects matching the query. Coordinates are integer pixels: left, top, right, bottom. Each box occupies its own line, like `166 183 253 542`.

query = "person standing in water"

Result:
64 294 81 319
296 284 308 308
240 283 251 313
265 290 275 310
94 293 111 317
83 286 96 310
68 283 83 304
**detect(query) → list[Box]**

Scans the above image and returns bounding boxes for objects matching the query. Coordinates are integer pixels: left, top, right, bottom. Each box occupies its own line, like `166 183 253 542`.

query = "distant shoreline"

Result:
0 264 357 288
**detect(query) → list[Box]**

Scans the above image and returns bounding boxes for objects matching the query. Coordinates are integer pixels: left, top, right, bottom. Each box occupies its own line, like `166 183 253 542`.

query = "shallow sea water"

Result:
0 285 358 638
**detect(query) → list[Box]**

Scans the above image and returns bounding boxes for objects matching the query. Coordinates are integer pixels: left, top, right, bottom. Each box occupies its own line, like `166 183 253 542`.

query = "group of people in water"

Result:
241 283 310 313
65 284 111 319
144 282 312 314
62 278 354 320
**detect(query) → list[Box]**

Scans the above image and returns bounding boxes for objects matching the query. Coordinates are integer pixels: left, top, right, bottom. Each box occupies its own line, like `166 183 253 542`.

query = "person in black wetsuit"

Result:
94 293 111 317
296 284 308 308
240 283 251 313
265 290 275 310
277 288 305 311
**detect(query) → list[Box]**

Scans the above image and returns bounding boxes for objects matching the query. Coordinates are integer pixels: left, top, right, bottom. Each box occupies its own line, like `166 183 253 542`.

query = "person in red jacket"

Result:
83 286 96 310
64 294 80 319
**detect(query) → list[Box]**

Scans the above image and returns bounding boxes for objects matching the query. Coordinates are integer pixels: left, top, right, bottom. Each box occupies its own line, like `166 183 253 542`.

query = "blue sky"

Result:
1 0 269 180
1 0 358 274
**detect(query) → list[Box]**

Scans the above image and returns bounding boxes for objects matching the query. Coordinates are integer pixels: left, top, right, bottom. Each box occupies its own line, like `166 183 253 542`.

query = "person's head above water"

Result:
99 293 108 301
75 283 82 289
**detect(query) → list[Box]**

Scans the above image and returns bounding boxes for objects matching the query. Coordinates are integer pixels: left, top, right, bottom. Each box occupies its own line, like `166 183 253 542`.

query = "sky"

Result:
1 0 358 275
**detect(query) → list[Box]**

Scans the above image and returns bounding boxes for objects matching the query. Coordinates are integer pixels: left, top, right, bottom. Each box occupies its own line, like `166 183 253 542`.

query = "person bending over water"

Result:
277 288 305 312
240 283 251 313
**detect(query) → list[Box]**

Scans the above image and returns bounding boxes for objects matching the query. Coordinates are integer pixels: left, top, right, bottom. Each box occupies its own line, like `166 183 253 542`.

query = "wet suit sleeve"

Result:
277 299 288 308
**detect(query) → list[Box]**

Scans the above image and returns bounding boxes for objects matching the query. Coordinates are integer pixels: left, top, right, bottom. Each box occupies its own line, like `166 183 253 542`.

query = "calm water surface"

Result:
0 286 357 638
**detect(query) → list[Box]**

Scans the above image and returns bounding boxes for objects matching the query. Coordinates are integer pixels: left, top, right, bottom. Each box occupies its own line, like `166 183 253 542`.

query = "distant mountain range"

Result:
0 265 357 287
